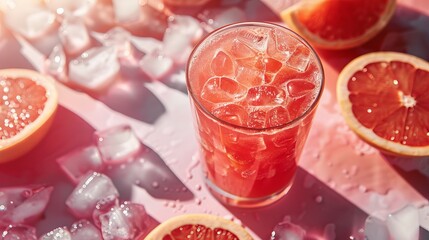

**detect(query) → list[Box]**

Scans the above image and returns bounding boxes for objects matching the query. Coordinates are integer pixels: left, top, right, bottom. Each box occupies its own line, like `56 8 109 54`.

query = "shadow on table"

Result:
93 67 167 124
0 106 96 235
0 105 193 235
383 154 429 199
224 167 368 239
105 142 194 201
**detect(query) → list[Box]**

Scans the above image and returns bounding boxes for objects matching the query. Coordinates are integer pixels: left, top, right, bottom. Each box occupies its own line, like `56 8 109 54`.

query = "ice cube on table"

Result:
364 216 390 240
130 36 162 55
68 46 120 91
386 205 419 240
112 0 140 23
57 145 104 184
0 224 37 240
271 218 306 240
95 125 142 164
70 219 102 240
162 15 202 63
100 201 147 240
0 186 53 225
167 15 203 43
93 195 119 228
139 48 173 80
66 172 119 219
44 0 96 17
59 15 91 55
40 227 71 240
45 44 67 82
3 3 56 39
92 27 136 63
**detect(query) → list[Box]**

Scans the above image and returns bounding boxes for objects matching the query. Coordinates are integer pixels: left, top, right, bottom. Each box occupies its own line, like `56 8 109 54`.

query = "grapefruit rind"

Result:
144 214 253 240
280 0 397 50
337 52 429 156
0 69 58 163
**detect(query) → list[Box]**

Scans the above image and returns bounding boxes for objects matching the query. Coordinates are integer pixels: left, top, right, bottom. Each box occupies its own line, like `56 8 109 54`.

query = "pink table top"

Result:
0 0 429 239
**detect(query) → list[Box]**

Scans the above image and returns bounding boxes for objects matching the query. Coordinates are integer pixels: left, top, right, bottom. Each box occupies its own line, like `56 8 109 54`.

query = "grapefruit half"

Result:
337 52 429 156
0 69 58 163
281 0 397 50
143 214 253 240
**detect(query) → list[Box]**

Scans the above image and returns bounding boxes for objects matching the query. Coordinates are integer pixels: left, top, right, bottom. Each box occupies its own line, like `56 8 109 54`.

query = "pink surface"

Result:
1 0 429 239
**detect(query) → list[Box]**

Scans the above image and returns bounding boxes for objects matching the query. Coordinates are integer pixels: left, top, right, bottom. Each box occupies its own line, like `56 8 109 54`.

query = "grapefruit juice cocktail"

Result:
187 22 324 207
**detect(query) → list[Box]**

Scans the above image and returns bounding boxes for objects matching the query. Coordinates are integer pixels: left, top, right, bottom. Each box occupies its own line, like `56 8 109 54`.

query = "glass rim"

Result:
186 21 325 132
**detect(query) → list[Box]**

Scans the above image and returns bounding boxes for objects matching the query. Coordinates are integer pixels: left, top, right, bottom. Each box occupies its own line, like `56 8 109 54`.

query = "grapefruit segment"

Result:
337 52 429 156
281 0 397 49
0 69 58 163
143 214 253 240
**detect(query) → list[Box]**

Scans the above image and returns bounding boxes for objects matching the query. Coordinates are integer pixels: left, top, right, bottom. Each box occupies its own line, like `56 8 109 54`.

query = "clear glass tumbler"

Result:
186 22 324 207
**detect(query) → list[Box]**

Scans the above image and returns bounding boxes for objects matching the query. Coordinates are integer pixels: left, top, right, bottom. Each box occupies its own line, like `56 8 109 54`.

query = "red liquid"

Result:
187 23 323 201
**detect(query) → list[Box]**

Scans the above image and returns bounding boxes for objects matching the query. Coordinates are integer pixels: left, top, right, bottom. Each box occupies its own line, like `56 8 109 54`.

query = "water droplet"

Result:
195 198 202 205
163 187 169 191
152 181 159 188
315 195 323 203
313 152 321 160
195 184 202 191
359 185 367 193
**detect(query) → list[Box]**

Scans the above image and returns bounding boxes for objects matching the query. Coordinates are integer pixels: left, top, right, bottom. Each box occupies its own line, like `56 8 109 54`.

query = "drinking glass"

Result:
186 22 324 207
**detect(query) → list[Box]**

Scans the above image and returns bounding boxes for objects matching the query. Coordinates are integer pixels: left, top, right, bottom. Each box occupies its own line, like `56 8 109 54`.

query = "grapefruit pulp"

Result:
281 0 397 49
143 214 253 240
337 52 429 156
0 69 58 163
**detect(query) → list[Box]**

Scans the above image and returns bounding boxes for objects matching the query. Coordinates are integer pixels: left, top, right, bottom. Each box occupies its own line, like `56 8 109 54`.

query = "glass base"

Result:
205 177 294 208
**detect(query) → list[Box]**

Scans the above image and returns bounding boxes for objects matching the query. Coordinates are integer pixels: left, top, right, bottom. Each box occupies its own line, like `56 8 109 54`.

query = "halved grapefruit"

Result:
281 0 397 50
143 214 253 240
0 69 58 163
337 52 429 156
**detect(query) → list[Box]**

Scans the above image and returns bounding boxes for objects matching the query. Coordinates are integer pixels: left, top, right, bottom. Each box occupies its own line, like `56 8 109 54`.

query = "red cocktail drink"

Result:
187 22 324 207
